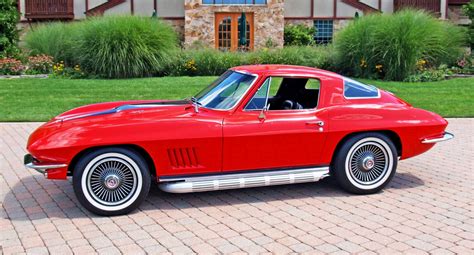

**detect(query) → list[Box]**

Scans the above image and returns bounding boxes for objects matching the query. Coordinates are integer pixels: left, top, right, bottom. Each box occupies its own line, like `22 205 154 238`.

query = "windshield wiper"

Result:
190 96 202 113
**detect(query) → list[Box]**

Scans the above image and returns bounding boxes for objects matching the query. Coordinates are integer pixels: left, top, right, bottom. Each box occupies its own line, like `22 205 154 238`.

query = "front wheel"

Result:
332 133 398 194
73 147 151 216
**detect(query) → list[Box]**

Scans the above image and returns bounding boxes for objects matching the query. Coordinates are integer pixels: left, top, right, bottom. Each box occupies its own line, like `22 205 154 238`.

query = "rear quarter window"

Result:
344 78 380 98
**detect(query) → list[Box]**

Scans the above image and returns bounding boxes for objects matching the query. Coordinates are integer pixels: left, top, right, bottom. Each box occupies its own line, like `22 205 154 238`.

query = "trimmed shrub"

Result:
335 9 466 81
284 24 316 46
0 0 20 57
76 16 177 78
25 22 80 65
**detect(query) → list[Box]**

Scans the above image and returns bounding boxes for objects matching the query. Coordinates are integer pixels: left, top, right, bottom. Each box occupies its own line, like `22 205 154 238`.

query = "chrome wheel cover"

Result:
81 153 143 212
345 137 394 190
349 142 388 185
87 158 137 206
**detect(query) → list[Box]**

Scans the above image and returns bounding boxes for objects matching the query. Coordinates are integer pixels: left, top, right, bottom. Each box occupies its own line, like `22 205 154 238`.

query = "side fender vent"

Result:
167 148 199 168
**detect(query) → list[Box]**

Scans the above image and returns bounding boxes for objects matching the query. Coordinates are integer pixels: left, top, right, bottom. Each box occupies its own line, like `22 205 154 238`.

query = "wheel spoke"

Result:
348 141 390 185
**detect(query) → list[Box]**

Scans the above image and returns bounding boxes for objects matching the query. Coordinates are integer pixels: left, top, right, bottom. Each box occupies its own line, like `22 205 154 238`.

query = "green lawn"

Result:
0 77 473 121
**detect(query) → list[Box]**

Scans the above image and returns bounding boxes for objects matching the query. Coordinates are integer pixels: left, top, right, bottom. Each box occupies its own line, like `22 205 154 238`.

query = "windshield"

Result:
194 70 256 110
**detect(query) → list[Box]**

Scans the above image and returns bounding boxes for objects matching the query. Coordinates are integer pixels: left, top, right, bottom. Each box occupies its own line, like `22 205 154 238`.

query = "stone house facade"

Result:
18 0 471 50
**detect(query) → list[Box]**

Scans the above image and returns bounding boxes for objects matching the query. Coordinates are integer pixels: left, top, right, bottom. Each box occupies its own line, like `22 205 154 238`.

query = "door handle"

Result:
306 121 324 127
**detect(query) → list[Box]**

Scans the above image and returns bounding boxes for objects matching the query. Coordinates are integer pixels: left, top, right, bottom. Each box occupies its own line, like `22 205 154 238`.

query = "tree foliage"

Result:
0 0 20 57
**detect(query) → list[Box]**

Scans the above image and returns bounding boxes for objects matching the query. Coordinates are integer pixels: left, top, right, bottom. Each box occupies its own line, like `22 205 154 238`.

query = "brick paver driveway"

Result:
1 119 473 254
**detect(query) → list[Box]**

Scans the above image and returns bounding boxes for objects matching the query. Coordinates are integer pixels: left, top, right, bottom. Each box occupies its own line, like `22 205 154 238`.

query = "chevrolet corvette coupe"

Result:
25 65 453 215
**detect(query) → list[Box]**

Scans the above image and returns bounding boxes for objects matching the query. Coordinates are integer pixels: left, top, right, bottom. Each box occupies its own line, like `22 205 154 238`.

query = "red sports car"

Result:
25 65 453 215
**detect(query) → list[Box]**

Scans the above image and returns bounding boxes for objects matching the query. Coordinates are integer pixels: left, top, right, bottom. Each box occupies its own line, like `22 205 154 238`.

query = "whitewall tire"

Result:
73 147 151 216
333 133 398 194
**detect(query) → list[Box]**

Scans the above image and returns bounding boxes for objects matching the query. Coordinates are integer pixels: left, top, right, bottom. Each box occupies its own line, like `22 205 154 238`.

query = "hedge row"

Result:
164 46 335 76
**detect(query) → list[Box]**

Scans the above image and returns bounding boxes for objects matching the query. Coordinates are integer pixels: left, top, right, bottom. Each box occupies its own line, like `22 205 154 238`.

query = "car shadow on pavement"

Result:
3 172 423 220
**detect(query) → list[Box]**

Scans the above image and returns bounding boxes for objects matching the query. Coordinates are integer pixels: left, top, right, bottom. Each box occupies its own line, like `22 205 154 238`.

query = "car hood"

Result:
27 99 199 151
53 99 191 122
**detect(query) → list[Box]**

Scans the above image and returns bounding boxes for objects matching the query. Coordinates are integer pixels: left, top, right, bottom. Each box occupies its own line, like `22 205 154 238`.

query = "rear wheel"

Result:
73 147 151 216
333 133 398 194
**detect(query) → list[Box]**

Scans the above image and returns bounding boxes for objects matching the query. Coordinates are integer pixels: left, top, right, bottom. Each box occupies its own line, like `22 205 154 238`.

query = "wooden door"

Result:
215 13 254 51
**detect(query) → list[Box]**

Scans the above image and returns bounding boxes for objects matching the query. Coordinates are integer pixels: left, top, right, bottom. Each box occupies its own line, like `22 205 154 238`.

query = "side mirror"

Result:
258 104 270 121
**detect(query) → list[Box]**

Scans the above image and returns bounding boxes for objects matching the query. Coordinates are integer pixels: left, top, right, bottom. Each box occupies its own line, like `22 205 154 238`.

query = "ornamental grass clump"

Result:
25 15 178 78
25 22 80 65
76 16 178 78
335 9 466 81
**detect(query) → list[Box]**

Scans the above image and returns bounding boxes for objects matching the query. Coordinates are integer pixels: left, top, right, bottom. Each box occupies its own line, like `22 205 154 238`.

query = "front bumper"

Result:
422 132 454 144
24 154 67 177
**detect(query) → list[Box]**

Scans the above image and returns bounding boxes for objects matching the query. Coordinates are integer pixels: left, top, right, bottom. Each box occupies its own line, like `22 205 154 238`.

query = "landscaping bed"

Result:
0 77 472 121
3 11 471 81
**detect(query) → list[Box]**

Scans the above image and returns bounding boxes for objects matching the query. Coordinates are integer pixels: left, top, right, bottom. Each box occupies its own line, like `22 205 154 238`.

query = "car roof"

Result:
231 64 343 79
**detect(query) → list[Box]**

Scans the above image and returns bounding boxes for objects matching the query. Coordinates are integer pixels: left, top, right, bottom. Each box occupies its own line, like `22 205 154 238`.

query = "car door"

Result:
222 76 329 172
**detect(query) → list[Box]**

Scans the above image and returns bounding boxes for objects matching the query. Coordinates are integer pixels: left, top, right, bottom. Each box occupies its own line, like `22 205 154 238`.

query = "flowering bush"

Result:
451 52 474 75
416 59 428 71
184 59 198 74
51 61 85 78
0 57 26 75
375 64 383 74
404 67 451 82
52 61 65 74
26 54 54 74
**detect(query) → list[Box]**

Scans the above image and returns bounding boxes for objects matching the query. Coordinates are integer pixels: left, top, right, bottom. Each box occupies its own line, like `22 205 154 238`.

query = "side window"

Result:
245 78 270 110
344 78 379 98
245 77 320 110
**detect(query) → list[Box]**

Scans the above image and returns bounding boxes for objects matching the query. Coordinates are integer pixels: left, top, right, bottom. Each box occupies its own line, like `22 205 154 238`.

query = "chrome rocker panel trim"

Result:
158 166 330 193
422 132 454 144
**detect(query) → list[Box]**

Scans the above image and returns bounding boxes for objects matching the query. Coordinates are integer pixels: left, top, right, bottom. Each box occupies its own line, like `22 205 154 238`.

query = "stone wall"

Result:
184 0 284 49
284 19 313 27
162 19 186 43
333 19 351 31
447 5 471 25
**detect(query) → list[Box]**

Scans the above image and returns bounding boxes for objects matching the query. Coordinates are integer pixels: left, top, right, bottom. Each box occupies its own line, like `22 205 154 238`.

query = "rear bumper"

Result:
24 154 67 177
422 132 454 144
